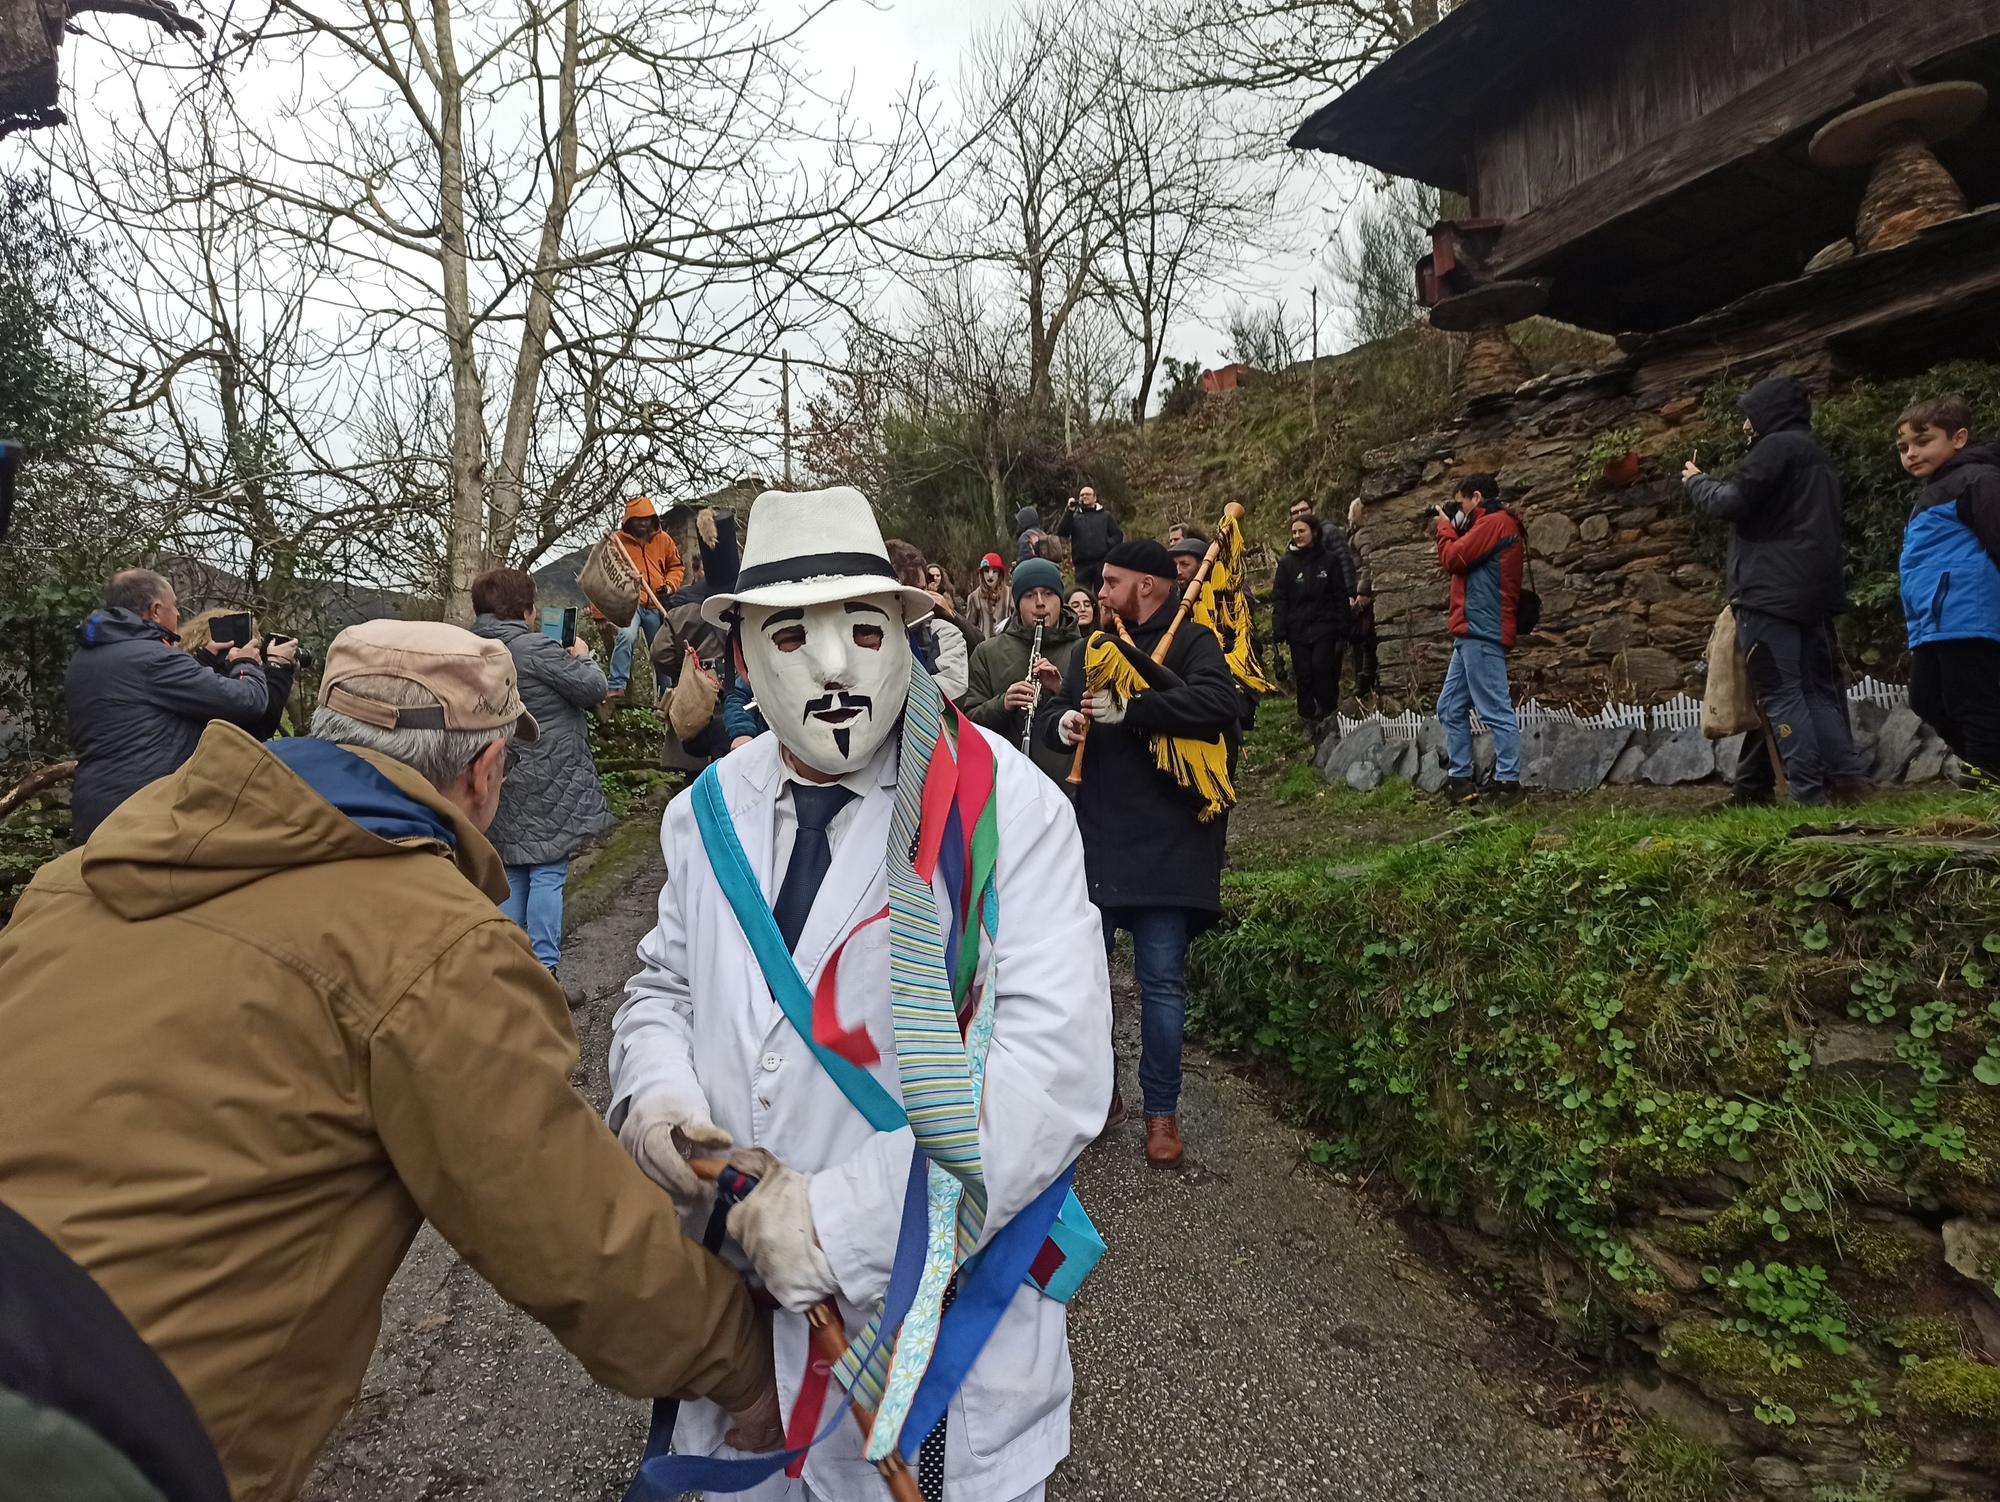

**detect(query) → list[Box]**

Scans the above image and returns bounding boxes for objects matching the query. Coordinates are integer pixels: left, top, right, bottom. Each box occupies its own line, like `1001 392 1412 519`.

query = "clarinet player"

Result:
965 558 1082 786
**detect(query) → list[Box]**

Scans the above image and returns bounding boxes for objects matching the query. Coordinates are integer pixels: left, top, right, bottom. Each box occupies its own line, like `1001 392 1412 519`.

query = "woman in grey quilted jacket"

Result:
471 568 617 1002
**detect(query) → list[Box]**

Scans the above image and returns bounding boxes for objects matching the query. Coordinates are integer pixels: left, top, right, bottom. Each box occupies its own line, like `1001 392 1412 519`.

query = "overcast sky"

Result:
796 0 1348 369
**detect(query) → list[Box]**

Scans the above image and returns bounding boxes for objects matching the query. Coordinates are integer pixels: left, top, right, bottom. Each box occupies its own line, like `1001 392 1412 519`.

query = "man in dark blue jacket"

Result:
64 569 270 840
1895 397 2000 780
1684 377 1868 806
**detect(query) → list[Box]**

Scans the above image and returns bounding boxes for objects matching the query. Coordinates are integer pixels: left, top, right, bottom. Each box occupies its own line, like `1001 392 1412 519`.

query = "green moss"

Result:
1880 1315 1962 1361
1621 1420 1729 1502
1896 1357 2000 1428
1843 1227 1927 1283
1859 1425 1912 1471
1660 1320 1855 1410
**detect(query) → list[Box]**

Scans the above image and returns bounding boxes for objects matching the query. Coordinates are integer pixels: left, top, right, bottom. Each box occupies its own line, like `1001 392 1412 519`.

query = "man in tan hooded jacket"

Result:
0 619 778 1501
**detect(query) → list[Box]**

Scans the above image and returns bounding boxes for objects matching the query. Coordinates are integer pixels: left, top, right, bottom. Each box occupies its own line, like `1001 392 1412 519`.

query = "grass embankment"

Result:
1200 745 2000 1493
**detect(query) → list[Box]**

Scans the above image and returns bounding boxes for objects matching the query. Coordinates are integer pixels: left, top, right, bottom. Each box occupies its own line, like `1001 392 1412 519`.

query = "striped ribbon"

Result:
830 665 1004 1460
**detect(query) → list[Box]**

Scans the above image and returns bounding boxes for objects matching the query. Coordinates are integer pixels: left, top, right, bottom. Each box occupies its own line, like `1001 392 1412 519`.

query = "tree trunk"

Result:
432 0 485 624
488 0 579 566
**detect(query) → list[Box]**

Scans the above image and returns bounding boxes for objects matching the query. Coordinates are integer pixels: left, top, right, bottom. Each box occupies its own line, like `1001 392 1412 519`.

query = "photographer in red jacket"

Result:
1430 475 1525 807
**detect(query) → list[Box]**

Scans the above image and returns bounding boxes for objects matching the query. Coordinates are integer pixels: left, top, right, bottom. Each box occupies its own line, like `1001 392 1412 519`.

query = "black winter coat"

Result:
1273 543 1351 645
1314 521 1359 598
1686 376 1848 622
472 616 616 866
64 608 271 842
193 646 297 740
1055 505 1124 572
1036 601 1239 920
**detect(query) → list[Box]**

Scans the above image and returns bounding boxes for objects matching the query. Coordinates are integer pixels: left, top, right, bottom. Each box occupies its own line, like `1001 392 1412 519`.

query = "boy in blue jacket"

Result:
1895 397 2000 779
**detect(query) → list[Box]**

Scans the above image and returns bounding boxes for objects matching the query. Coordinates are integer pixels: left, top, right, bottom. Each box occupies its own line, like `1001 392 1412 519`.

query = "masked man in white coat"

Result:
609 486 1112 1502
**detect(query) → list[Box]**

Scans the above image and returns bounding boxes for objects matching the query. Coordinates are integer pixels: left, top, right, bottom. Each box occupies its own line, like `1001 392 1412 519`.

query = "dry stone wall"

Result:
1350 364 1730 710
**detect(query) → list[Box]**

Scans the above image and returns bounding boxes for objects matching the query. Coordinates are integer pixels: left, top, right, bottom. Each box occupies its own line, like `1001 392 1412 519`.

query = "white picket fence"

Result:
1337 677 1911 741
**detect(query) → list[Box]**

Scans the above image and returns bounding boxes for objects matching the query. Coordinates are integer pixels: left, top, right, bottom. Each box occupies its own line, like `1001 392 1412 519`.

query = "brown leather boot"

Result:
1144 1114 1184 1169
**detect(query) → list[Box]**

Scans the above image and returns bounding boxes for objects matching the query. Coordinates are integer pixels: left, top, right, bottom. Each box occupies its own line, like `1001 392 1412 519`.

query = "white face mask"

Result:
740 594 913 775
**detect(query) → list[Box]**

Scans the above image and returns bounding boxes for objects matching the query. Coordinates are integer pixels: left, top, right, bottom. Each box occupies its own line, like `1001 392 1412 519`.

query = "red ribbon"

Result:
784 1345 836 1478
813 908 887 1066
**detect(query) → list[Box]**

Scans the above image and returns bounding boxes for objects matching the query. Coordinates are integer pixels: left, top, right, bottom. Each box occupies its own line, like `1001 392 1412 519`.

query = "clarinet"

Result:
1021 623 1045 755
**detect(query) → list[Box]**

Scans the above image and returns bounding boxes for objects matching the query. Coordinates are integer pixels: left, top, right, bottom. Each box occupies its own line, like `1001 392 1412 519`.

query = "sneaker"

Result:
1481 780 1525 808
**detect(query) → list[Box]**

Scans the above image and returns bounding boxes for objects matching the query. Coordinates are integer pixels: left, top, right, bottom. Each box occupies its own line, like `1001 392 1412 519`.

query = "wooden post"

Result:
1309 286 1318 435
780 349 793 487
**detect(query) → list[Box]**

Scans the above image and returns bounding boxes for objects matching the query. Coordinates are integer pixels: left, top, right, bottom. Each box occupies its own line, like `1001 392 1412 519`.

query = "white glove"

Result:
1057 710 1088 747
723 1147 839 1312
617 1094 732 1209
1085 687 1128 726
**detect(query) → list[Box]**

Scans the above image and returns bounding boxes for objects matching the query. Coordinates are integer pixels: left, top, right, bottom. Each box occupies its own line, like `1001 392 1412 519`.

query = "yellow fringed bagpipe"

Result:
1079 631 1236 823
1193 510 1277 697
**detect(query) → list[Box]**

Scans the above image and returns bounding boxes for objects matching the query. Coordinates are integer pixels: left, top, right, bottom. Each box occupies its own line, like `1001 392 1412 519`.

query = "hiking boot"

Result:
1144 1114 1184 1169
1442 776 1478 806
548 966 588 1009
1830 780 1875 807
1481 780 1525 808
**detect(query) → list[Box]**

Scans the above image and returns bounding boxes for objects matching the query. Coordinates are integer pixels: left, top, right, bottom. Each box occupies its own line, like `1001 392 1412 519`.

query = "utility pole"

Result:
1309 285 1319 436
780 348 793 487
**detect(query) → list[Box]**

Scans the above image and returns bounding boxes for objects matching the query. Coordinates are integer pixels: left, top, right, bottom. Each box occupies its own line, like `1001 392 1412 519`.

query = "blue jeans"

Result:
1102 906 1191 1117
501 860 568 968
1438 637 1521 782
609 606 664 692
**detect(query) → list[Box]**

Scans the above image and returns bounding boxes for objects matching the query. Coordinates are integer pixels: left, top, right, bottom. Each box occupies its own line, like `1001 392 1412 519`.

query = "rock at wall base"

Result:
1617 1369 1750 1455
1607 742 1648 785
1415 751 1449 795
1640 726 1716 785
1522 722 1636 792
1713 732 1748 784
1316 721 1385 785
1871 704 1923 784
1345 759 1385 792
1905 732 1950 785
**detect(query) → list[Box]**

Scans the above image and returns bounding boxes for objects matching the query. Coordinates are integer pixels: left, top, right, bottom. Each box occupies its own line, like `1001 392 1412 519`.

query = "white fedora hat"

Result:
701 487 937 627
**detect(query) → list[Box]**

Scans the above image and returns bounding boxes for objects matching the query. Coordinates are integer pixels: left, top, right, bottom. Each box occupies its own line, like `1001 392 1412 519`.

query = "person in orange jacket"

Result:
597 495 685 700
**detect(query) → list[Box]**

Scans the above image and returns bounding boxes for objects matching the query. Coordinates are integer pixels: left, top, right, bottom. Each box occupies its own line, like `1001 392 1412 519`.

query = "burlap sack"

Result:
1702 606 1759 739
577 531 642 627
664 647 721 742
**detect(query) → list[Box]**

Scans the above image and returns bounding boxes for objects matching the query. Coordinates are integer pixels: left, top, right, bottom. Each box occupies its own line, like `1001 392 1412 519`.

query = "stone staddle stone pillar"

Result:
1809 81 1987 253
1429 279 1551 405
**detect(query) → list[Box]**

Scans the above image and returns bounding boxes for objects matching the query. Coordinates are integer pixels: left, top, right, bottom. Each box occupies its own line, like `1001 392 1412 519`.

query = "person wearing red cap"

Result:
593 495 685 701
962 551 1014 639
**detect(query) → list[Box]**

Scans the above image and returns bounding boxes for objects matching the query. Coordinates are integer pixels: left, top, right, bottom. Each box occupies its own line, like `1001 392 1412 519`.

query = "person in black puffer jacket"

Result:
1013 504 1048 564
1684 376 1868 806
1272 514 1351 726
181 609 299 741
64 570 271 842
1055 486 1123 590
470 568 616 1002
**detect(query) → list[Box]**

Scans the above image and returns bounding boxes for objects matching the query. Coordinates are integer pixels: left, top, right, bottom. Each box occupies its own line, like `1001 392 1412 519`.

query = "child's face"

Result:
1897 422 1969 479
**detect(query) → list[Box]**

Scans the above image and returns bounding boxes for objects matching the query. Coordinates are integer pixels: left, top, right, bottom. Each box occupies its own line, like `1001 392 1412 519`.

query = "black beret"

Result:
1104 538 1177 582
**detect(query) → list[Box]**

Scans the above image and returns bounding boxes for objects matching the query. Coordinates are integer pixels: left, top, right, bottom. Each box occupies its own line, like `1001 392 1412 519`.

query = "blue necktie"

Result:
773 783 855 952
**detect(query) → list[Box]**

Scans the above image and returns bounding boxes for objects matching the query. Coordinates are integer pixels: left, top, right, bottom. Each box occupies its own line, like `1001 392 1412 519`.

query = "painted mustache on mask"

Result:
802 691 874 758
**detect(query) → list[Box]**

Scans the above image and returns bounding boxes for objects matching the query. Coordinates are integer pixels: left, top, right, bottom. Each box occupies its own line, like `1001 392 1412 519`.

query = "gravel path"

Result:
306 845 1599 1502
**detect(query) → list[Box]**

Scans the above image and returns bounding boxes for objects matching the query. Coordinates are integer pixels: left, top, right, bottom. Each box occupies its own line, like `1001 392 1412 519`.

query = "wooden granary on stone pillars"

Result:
1291 0 2000 399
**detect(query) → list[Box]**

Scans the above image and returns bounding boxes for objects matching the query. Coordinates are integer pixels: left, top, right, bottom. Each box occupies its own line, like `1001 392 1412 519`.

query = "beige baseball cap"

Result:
318 619 540 742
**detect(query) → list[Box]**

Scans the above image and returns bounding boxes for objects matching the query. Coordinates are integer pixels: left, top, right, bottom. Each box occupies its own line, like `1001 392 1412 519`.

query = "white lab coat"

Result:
609 730 1112 1502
